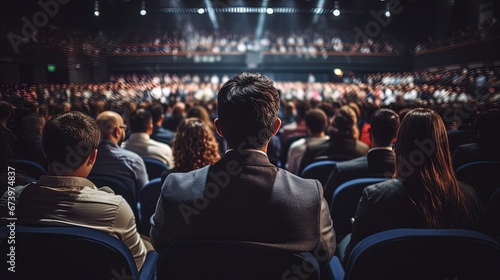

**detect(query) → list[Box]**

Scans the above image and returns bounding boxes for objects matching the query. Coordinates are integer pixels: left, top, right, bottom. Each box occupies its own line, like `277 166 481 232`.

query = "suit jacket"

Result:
299 133 369 175
151 125 175 146
151 150 336 265
323 148 395 205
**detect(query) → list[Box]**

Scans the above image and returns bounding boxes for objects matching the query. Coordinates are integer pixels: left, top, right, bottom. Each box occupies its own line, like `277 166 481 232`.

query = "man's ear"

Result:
87 149 98 165
214 118 224 137
272 118 282 136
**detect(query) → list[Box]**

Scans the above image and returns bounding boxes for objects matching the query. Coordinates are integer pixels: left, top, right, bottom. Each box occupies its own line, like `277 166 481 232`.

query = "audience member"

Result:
0 111 148 270
90 111 149 198
323 108 399 204
280 100 311 144
150 103 175 146
342 108 482 263
123 109 174 168
161 118 220 182
286 109 329 175
452 108 500 169
447 103 478 154
0 101 17 153
14 113 46 169
186 105 226 155
162 102 185 132
151 73 336 269
299 106 369 174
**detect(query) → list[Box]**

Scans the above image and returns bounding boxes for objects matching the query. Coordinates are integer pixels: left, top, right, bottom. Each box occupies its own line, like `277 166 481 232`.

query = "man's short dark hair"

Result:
304 109 327 134
150 103 164 124
296 101 311 120
370 108 400 147
129 109 152 133
0 101 14 120
23 113 44 135
217 72 280 149
42 111 100 169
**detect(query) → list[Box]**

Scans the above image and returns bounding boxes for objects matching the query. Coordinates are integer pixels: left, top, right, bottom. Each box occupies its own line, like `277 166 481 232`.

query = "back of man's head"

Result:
96 111 123 140
304 109 327 135
23 113 45 137
129 109 152 133
0 101 13 121
476 109 500 153
296 101 311 121
370 108 400 147
43 111 101 171
150 103 164 125
217 72 280 149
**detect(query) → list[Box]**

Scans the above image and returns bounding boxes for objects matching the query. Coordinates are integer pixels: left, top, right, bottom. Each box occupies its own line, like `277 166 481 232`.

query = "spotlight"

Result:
94 0 100 17
333 68 343 76
266 8 274 14
198 8 205 14
94 10 100 17
333 9 340 16
140 9 146 16
385 10 391 17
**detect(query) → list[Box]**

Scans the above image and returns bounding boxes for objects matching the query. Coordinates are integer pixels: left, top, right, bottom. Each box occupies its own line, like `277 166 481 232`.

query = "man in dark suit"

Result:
150 103 175 146
323 108 400 204
15 113 46 168
452 108 500 169
151 73 335 269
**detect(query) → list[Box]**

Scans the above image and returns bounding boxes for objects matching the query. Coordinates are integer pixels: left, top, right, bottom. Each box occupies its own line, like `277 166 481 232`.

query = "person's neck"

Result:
310 132 325 138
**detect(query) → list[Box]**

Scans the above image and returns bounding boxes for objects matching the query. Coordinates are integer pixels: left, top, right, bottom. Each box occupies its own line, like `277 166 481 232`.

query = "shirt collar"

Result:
225 148 268 157
38 175 97 189
368 146 393 153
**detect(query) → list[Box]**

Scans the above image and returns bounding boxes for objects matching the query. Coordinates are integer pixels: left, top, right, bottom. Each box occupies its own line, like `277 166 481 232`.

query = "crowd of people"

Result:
1 71 500 276
112 28 403 56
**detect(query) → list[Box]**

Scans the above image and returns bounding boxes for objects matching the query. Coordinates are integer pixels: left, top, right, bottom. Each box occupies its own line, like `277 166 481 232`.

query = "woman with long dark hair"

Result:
343 108 482 261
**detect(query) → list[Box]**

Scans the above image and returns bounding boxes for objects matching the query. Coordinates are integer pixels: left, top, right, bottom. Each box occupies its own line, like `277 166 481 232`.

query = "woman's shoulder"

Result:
363 178 405 200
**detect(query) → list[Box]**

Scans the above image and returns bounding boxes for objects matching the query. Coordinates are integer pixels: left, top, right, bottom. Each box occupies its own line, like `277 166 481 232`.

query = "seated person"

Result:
123 109 174 168
323 108 400 204
0 111 148 270
150 103 175 146
286 109 329 175
90 111 149 198
151 73 336 269
342 108 482 263
452 109 500 170
161 118 220 183
15 113 46 169
298 106 369 175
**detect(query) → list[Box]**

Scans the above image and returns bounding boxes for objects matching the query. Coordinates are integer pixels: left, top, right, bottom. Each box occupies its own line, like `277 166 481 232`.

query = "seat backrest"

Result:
88 175 139 219
330 177 386 240
0 225 140 280
301 160 338 185
9 159 46 181
138 177 162 235
455 160 500 207
485 186 500 242
157 241 320 280
344 228 500 280
143 158 169 180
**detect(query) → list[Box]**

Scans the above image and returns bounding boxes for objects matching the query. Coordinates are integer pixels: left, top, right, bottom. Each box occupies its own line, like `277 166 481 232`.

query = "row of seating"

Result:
2 225 499 279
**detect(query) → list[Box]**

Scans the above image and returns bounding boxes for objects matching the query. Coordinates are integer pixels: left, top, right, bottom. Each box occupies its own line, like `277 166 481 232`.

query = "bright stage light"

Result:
333 9 340 16
140 9 146 16
266 8 274 14
94 10 100 17
198 8 205 14
334 68 343 76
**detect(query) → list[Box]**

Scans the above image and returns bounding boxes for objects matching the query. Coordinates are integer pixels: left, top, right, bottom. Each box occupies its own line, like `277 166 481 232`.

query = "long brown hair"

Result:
394 108 470 228
173 118 220 172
